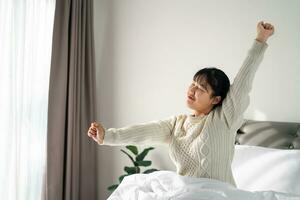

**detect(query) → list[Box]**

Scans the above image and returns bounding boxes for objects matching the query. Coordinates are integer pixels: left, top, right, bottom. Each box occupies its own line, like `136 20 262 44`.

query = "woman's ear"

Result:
212 96 221 105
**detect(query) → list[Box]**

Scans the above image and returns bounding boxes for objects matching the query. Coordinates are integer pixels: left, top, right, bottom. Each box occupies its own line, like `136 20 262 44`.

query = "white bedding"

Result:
108 171 300 200
232 145 300 194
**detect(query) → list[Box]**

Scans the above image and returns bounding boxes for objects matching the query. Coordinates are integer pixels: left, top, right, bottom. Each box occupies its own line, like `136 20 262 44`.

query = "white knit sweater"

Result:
101 40 268 187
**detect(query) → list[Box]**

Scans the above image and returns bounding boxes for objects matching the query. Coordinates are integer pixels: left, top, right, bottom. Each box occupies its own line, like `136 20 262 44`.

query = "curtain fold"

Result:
45 0 98 199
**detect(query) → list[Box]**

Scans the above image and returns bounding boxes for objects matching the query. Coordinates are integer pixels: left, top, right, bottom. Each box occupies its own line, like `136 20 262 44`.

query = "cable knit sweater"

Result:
101 40 268 187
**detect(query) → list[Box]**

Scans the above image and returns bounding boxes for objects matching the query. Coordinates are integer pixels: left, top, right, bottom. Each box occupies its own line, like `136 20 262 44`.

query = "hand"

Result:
87 122 105 144
256 21 275 43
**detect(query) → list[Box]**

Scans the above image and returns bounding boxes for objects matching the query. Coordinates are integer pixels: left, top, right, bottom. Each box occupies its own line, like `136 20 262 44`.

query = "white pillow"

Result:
232 145 300 195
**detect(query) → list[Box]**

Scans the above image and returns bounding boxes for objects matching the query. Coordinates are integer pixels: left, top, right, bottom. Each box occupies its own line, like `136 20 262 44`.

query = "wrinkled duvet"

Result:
108 171 300 200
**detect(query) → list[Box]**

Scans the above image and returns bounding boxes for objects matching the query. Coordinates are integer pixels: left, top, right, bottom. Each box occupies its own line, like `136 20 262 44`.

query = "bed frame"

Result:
235 119 300 149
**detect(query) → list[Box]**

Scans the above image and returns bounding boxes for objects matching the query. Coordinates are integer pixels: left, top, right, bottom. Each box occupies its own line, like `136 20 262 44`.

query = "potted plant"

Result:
107 145 159 192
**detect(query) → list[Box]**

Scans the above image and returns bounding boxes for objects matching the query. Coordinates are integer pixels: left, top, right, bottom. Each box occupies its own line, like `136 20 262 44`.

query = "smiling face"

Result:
186 77 221 116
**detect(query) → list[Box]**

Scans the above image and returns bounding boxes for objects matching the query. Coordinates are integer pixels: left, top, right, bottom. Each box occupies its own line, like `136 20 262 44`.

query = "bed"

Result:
107 119 300 200
232 119 300 196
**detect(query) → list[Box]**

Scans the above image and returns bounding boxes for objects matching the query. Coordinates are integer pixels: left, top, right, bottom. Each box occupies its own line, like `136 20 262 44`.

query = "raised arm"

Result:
220 21 274 129
87 116 177 146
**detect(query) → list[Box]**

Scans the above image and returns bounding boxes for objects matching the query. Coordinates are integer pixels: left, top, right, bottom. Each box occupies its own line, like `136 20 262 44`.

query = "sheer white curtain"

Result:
0 0 55 199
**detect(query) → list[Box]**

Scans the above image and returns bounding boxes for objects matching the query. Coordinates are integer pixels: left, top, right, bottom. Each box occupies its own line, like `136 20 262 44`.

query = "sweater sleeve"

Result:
100 116 177 146
220 40 268 129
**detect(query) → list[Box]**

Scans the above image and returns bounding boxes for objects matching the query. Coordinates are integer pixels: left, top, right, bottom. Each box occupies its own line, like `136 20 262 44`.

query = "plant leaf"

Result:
136 147 154 161
126 145 138 155
136 160 151 167
143 169 159 174
119 174 129 183
124 166 138 174
107 184 119 192
120 149 136 165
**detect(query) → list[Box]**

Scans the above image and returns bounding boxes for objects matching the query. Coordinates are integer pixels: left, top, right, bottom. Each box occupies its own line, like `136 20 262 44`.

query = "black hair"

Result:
193 67 230 109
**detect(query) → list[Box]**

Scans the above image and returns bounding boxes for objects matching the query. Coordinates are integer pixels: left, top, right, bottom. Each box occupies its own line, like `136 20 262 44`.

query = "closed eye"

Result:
191 82 206 92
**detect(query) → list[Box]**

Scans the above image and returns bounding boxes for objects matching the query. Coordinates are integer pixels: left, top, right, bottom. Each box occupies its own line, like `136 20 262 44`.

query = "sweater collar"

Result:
187 113 207 123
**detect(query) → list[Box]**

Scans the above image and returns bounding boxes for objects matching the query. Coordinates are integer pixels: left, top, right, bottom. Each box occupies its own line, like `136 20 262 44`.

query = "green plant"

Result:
107 145 159 192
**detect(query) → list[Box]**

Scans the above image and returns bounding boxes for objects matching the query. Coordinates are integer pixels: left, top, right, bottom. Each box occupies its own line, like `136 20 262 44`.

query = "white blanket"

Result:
108 171 300 200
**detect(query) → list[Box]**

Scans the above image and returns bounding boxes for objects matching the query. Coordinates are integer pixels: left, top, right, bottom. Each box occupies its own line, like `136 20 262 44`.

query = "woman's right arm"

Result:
87 116 177 146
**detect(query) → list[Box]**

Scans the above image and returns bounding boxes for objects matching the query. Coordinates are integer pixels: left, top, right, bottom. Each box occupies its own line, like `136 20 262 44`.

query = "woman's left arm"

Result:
219 21 275 129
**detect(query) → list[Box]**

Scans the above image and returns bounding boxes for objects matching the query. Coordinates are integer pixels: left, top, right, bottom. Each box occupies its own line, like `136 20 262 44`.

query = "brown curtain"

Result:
45 0 97 199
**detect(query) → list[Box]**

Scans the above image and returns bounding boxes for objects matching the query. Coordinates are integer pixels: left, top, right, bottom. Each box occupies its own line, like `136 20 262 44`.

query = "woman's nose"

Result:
190 86 197 92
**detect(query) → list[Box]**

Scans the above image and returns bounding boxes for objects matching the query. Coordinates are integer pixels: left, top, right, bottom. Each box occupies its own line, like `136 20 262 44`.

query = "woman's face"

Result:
186 80 220 115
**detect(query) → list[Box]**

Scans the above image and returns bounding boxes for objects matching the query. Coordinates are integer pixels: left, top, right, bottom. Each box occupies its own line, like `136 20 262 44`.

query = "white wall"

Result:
94 0 300 199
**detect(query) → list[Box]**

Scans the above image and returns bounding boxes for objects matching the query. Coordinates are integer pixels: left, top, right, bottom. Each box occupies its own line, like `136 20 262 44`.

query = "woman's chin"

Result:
186 101 194 108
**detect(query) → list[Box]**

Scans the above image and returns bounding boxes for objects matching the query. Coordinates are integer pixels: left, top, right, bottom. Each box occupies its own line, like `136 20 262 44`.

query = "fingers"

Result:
258 21 274 30
91 122 99 127
88 122 98 137
264 23 274 30
258 21 264 28
88 122 99 135
87 121 105 144
88 131 101 144
87 128 97 137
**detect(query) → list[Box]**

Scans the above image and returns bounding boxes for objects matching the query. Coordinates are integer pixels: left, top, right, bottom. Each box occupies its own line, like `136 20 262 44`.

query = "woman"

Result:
87 21 274 187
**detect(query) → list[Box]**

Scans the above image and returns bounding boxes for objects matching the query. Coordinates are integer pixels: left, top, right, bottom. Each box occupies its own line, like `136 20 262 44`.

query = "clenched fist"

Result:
256 21 275 43
87 122 105 145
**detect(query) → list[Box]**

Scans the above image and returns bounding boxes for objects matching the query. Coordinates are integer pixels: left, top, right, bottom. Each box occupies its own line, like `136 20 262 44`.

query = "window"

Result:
0 0 55 199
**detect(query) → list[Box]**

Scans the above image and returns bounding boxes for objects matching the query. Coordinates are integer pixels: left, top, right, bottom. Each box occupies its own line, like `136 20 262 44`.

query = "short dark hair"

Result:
193 67 230 109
